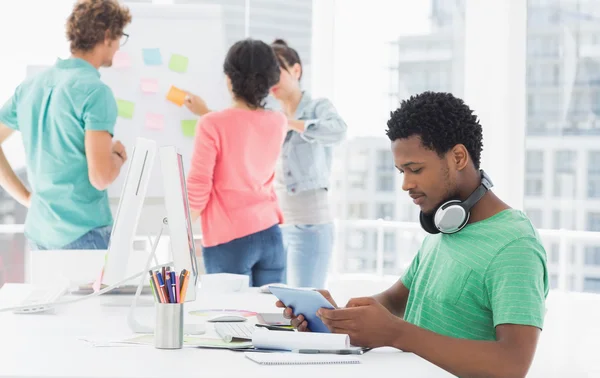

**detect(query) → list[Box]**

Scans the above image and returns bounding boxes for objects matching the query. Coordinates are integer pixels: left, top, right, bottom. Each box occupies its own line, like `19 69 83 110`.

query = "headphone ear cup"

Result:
419 211 440 234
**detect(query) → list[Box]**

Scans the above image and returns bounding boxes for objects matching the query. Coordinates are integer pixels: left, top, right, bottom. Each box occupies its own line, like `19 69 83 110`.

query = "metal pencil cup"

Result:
154 303 184 349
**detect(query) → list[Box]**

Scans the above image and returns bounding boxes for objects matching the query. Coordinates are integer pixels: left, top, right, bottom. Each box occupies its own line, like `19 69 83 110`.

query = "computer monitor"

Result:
159 145 199 302
97 137 157 287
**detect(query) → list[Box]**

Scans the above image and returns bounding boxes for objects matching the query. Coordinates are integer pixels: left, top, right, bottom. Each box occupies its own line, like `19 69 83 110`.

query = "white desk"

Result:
1 284 599 378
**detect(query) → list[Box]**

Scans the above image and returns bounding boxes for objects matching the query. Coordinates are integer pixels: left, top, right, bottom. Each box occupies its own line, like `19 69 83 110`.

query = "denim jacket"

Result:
279 92 347 194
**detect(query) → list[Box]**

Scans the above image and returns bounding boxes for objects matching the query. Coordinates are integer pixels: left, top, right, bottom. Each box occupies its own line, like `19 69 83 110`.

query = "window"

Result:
347 203 367 219
554 150 577 198
525 178 543 196
346 230 367 250
376 175 395 192
552 210 575 230
383 232 396 253
526 150 544 173
525 208 543 228
377 150 393 172
584 247 600 266
376 203 395 220
589 151 600 198
587 212 600 232
583 278 600 294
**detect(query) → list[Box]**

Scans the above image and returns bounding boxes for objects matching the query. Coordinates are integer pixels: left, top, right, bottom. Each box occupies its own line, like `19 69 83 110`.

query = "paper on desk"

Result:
251 329 350 351
121 334 253 349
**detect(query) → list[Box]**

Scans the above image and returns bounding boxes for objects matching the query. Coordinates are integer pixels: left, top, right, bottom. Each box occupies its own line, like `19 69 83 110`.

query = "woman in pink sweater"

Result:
185 39 287 287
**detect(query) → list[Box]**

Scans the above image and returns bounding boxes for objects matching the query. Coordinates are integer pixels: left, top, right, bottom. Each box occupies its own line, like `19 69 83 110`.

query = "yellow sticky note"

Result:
113 51 131 68
145 113 164 130
116 99 135 119
140 78 159 94
166 85 187 106
169 54 189 73
181 120 197 137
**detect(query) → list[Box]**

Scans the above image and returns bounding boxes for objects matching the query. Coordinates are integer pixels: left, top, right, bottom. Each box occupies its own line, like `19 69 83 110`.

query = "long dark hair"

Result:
223 38 281 109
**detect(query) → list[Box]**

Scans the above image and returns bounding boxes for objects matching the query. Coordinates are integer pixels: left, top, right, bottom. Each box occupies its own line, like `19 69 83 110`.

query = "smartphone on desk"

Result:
268 286 335 333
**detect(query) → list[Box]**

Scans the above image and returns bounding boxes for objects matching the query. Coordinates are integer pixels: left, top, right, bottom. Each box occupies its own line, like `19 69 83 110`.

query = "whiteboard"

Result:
100 3 230 198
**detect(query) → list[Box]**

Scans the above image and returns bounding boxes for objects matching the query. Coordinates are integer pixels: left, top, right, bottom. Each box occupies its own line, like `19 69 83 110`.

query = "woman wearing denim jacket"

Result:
270 39 347 289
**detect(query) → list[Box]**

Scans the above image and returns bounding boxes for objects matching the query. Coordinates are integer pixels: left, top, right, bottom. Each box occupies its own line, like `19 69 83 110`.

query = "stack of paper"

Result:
251 329 351 351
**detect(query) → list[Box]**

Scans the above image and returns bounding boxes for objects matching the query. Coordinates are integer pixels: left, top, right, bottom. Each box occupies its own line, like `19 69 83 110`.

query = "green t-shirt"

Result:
0 58 117 248
401 209 549 340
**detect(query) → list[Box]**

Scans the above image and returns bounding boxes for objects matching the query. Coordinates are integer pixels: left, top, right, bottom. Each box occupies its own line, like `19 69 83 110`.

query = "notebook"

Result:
244 352 361 365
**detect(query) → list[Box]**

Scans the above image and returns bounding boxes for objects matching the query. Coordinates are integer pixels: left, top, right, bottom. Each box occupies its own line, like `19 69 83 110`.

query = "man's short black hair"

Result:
386 91 483 169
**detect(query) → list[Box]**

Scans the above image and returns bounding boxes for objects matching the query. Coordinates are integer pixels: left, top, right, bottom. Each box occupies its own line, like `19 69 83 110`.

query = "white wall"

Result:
0 0 73 170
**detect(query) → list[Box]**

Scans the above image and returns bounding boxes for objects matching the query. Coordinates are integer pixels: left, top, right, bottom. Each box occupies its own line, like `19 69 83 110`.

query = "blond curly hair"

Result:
66 0 132 52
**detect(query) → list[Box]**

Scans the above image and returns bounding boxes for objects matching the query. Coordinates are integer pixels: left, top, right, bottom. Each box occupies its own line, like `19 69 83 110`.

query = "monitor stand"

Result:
127 217 205 335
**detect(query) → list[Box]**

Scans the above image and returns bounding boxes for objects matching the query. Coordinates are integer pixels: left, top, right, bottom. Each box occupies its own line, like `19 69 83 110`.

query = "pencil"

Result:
179 271 190 303
152 271 165 303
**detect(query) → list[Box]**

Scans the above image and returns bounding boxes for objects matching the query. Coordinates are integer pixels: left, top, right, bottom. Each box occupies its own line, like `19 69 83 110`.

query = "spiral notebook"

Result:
244 352 361 365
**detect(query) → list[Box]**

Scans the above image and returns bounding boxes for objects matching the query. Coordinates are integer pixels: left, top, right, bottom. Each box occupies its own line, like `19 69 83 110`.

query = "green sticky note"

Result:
169 54 189 73
181 120 197 137
117 99 135 119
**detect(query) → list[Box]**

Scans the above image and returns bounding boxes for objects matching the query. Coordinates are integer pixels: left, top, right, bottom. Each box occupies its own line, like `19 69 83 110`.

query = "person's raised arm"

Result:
85 132 126 190
288 98 347 145
82 85 125 191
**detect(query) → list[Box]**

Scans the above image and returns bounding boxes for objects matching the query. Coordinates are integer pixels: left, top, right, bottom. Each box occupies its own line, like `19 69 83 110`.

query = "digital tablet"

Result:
268 286 335 333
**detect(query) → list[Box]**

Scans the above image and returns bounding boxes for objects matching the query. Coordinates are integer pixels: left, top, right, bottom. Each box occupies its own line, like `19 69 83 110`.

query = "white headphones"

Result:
419 170 493 234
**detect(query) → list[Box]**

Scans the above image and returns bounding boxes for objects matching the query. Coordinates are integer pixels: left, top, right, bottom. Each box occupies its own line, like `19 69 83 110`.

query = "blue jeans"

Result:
28 225 112 251
282 223 334 289
202 224 285 287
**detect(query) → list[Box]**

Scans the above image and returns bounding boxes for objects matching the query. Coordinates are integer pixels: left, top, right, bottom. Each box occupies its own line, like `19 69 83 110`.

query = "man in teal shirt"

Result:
0 0 132 250
279 92 549 378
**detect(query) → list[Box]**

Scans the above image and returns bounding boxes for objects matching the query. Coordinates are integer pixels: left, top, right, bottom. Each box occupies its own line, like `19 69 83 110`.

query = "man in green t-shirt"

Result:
278 92 549 378
0 0 131 250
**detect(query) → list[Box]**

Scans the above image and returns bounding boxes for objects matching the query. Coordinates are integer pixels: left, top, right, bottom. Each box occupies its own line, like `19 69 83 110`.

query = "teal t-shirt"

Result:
401 209 549 341
0 58 117 248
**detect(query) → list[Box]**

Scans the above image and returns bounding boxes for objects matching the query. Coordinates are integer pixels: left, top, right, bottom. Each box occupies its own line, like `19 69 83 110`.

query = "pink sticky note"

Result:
140 78 159 94
145 113 164 130
113 51 131 68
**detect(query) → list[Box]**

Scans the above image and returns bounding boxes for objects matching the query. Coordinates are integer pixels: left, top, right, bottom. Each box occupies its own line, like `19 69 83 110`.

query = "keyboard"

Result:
215 322 257 342
15 284 69 314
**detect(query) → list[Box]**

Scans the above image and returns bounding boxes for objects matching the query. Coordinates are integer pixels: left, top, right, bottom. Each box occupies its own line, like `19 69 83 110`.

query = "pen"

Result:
165 273 174 303
255 324 294 332
292 348 366 355
175 273 180 303
152 271 165 303
170 271 177 304
156 272 168 303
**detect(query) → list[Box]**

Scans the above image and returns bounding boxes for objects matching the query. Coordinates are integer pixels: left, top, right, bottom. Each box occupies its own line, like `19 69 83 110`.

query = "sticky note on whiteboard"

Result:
116 99 135 119
166 85 187 106
142 48 162 66
140 78 159 94
145 113 164 130
181 120 197 137
169 54 189 73
113 51 131 68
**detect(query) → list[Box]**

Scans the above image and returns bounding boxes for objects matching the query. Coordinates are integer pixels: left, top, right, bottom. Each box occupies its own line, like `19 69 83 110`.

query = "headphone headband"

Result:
461 170 493 212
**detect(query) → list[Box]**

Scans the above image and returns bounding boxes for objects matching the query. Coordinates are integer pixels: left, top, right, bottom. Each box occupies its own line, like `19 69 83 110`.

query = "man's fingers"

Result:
275 300 285 308
291 314 305 329
346 297 376 308
317 307 356 321
297 320 309 332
